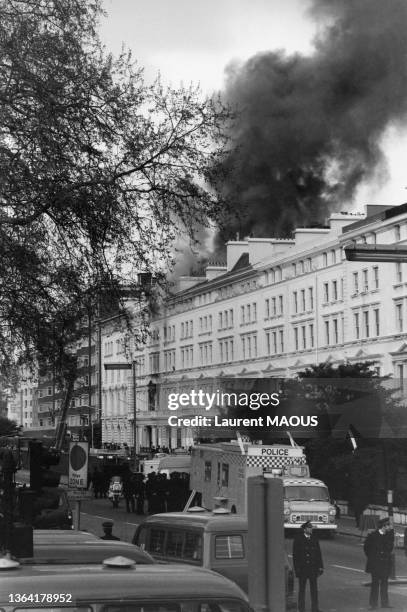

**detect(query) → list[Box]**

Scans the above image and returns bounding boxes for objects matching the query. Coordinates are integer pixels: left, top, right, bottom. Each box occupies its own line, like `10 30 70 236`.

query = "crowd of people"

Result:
89 466 190 514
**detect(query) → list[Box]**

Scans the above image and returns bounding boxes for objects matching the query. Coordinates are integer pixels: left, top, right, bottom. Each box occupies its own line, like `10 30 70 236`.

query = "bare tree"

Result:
0 0 231 384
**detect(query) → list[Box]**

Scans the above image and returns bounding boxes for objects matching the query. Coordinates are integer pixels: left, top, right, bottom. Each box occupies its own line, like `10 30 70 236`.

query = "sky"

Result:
100 0 407 214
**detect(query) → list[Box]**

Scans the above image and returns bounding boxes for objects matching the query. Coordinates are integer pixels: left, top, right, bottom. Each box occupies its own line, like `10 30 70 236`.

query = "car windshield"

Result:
284 486 329 502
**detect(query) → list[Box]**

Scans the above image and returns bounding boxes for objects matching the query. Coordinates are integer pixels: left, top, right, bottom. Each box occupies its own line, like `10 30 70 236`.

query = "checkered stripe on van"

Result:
246 455 307 468
222 453 246 466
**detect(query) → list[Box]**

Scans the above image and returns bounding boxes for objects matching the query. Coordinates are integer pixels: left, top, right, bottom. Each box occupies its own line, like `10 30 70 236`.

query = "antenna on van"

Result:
236 431 246 455
348 428 357 452
286 431 298 447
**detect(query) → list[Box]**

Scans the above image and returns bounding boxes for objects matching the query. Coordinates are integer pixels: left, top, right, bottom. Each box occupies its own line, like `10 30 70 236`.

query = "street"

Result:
73 496 407 612
287 535 407 611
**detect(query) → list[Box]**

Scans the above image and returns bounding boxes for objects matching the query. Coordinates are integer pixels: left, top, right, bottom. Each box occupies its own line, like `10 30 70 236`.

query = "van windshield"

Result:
102 602 247 612
284 486 329 502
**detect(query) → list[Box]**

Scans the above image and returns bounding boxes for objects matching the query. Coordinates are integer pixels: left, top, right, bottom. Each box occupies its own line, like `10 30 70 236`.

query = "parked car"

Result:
21 532 154 565
0 557 251 612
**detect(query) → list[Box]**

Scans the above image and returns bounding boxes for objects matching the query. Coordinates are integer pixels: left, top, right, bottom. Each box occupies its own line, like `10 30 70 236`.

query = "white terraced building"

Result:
123 203 407 451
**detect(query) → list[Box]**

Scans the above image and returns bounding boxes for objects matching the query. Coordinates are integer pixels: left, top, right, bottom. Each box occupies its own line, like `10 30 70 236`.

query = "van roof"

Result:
20 540 154 565
158 456 191 470
0 563 248 601
33 529 99 543
142 512 248 532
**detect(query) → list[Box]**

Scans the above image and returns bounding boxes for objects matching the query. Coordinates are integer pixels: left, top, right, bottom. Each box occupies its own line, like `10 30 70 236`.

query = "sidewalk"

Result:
337 515 406 547
337 516 407 586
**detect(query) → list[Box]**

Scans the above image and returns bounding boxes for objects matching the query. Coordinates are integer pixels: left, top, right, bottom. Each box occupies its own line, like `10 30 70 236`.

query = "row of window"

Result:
163 325 176 342
164 349 176 371
352 267 379 294
132 268 386 352
265 223 404 285
143 304 404 370
293 288 314 313
199 315 212 334
219 309 234 330
265 295 284 318
240 303 257 325
353 308 380 340
181 320 193 339
266 251 339 284
322 280 342 304
293 324 315 351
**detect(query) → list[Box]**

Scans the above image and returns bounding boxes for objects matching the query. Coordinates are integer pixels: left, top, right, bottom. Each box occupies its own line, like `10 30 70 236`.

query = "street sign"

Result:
104 363 132 370
68 441 89 489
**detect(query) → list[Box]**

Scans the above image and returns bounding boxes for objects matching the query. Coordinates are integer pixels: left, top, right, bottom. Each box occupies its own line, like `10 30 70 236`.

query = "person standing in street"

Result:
122 470 136 513
293 521 324 612
100 520 120 541
363 516 394 609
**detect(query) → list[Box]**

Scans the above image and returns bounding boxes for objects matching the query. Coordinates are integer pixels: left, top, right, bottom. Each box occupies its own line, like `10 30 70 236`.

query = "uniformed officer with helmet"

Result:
293 521 324 612
100 520 120 541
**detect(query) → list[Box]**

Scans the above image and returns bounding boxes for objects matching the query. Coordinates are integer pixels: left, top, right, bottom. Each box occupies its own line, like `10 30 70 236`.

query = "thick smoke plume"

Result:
216 0 407 242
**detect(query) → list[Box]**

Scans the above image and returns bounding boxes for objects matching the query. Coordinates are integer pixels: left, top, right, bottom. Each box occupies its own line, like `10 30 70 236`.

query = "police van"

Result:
189 442 337 534
0 556 251 612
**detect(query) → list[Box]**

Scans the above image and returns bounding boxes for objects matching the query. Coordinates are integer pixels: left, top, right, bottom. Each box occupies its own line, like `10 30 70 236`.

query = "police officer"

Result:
293 521 324 612
122 470 136 513
100 520 120 540
134 473 146 515
364 516 394 609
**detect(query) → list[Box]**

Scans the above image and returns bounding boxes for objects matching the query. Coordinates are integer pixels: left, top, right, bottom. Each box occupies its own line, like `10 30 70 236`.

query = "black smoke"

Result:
216 0 407 242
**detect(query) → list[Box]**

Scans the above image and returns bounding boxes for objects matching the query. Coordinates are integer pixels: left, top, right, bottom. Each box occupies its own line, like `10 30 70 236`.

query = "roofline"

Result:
167 266 255 302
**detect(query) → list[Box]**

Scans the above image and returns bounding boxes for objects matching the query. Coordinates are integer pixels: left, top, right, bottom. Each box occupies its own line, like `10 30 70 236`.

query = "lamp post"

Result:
132 360 137 469
88 307 94 449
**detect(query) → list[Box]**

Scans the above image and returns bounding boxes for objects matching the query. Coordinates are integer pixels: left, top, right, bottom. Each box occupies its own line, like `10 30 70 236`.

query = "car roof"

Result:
141 512 248 532
20 541 154 565
0 563 248 601
33 529 99 543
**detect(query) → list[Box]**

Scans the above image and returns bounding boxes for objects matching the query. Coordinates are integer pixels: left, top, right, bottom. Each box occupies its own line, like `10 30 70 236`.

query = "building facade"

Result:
12 203 407 450
10 317 98 443
127 203 407 449
7 366 36 430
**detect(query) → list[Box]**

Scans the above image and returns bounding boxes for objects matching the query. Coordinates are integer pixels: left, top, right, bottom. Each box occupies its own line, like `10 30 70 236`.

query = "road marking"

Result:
331 564 365 573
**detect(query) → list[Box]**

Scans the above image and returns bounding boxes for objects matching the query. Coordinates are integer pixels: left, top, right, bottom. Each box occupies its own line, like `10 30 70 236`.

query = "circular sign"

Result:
70 444 87 471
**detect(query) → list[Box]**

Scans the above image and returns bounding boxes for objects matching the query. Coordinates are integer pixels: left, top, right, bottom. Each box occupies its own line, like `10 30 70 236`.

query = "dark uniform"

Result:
364 517 394 609
122 472 136 513
133 473 145 514
293 521 323 612
100 520 120 541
